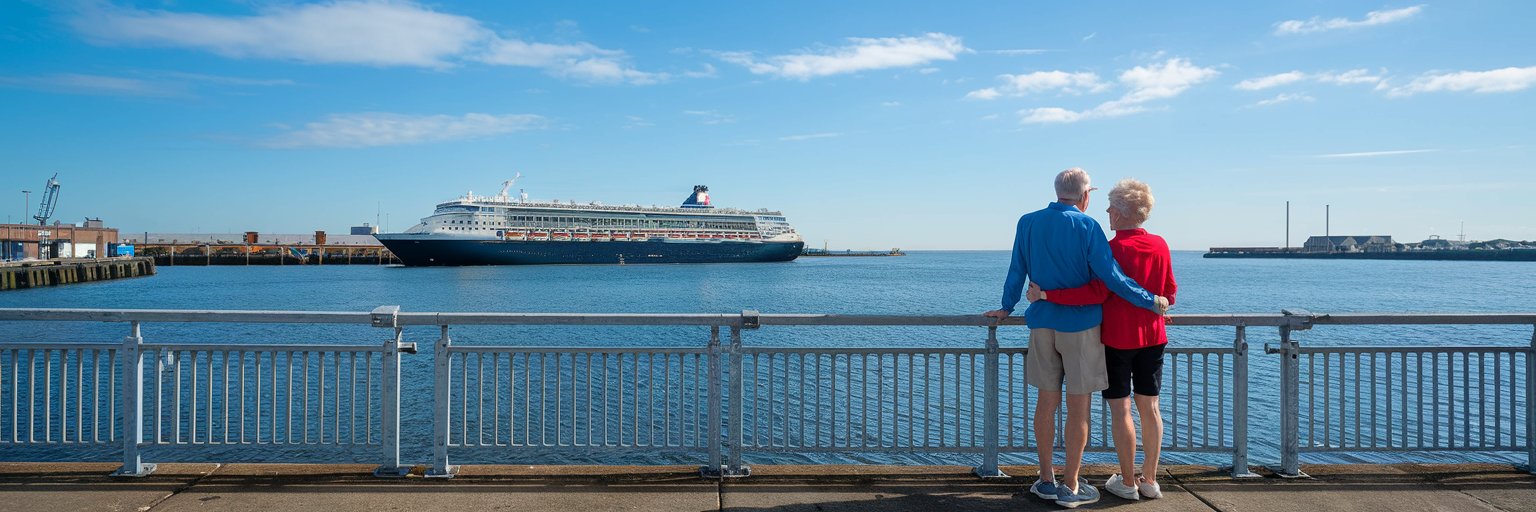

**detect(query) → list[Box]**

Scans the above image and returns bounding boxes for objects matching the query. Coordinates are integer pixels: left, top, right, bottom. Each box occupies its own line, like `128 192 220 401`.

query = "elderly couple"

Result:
983 168 1177 508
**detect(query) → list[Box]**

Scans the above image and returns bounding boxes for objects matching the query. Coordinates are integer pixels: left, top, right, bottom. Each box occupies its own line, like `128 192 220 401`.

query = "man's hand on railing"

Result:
982 309 1010 320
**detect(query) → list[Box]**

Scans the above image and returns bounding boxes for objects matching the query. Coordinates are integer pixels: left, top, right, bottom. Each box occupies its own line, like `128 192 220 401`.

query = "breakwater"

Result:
0 257 155 290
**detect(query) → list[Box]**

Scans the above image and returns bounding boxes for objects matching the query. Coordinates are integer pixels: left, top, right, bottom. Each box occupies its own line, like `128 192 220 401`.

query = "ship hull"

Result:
376 236 804 266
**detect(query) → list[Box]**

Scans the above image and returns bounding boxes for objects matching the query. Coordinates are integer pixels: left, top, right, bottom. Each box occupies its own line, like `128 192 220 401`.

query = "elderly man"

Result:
984 168 1168 508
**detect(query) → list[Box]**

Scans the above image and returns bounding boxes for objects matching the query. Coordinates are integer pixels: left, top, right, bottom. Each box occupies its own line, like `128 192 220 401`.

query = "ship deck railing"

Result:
0 307 1531 479
449 199 783 217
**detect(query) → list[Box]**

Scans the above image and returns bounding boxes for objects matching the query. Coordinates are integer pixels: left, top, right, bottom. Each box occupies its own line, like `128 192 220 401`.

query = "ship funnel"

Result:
681 185 713 208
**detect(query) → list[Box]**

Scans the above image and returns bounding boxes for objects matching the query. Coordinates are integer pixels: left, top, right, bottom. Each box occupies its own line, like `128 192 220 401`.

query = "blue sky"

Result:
1 1 1532 250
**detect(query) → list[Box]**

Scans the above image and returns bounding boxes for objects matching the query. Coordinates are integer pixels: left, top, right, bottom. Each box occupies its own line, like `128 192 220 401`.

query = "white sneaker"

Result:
1104 473 1139 500
1138 476 1163 499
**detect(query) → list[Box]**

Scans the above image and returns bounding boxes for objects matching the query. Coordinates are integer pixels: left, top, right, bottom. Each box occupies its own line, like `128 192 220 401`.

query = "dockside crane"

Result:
33 173 60 258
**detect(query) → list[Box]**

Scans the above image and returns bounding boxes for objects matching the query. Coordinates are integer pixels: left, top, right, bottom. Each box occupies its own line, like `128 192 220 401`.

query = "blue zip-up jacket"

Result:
1000 202 1158 332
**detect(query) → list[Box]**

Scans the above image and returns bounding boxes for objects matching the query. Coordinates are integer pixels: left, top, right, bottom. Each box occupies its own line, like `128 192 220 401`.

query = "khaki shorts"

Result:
1026 326 1108 394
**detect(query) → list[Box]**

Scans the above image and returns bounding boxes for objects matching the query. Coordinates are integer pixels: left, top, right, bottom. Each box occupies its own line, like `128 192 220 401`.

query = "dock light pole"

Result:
22 190 29 226
1285 201 1290 251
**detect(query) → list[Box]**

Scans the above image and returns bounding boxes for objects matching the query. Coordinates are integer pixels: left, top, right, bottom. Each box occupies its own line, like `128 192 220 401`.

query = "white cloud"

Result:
70 2 662 84
918 67 940 75
1116 58 1221 103
683 109 735 125
1275 5 1424 35
1234 68 1384 93
881 101 901 107
72 1 483 67
715 33 967 80
990 49 1049 56
0 73 182 97
1250 93 1316 107
1315 149 1438 158
1082 32 1097 41
265 112 545 148
1018 58 1218 124
966 70 1108 100
1317 69 1384 85
682 63 718 79
778 132 843 141
1234 71 1308 91
1386 66 1536 97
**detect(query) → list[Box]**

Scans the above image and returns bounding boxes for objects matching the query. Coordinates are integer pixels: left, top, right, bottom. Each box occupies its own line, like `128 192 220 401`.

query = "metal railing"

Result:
1267 312 1536 477
0 308 415 477
0 307 1531 479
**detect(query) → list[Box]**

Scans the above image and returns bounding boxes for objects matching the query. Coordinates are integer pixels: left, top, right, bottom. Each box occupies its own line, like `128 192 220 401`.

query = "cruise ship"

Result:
375 181 804 266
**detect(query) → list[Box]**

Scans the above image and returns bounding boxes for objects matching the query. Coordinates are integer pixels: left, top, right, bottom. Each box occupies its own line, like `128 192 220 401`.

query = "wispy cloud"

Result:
966 70 1109 100
881 101 902 107
683 109 735 125
70 1 663 84
1019 58 1219 124
1234 71 1308 91
1249 93 1315 108
989 49 1049 56
623 116 653 129
1082 32 1097 41
0 73 182 97
714 33 967 80
1275 5 1424 35
778 132 843 141
1315 149 1438 158
1234 69 1384 92
1385 66 1536 97
265 112 546 148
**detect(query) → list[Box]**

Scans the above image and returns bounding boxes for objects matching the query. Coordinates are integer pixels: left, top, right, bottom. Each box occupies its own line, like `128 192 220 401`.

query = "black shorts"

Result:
1103 344 1165 399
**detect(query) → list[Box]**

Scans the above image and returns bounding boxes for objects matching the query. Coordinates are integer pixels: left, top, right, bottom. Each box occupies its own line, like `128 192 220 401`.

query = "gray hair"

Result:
1054 168 1093 199
1107 178 1155 226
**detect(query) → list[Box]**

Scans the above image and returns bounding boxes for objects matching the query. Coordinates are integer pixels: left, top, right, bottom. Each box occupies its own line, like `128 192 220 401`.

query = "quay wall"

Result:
141 244 400 266
0 257 155 291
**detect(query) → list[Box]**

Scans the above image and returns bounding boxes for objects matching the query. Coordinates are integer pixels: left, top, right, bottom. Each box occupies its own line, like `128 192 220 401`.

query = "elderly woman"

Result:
1027 178 1176 501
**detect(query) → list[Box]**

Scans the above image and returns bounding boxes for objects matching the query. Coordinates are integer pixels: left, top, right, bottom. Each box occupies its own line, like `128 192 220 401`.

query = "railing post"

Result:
701 326 724 478
426 324 457 478
1526 324 1535 474
372 306 411 477
724 320 750 477
974 325 1008 478
112 321 155 477
1275 324 1304 477
1229 325 1258 478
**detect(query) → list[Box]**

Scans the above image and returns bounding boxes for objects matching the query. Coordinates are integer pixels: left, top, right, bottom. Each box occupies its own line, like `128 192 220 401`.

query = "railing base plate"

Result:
700 465 751 478
1223 466 1262 479
1266 465 1310 479
373 465 412 478
972 467 1010 479
425 465 458 479
111 463 157 478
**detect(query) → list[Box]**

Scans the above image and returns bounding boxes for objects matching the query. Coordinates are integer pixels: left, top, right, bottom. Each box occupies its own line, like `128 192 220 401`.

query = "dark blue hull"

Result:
377 237 804 266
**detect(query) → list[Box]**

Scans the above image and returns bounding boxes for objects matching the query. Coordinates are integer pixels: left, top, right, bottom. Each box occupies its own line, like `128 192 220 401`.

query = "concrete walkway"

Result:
2 462 1533 512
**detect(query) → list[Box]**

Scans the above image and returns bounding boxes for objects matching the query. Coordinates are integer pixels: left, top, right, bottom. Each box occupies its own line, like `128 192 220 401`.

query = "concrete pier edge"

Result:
1 462 1533 511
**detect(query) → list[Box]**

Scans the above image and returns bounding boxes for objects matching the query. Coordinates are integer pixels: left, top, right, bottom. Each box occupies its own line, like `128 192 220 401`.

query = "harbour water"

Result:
1 251 1532 466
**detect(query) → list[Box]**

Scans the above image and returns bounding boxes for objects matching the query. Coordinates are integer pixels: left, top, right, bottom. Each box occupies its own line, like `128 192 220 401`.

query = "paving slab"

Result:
152 463 719 512
0 462 219 512
723 465 1214 511
1174 464 1524 512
